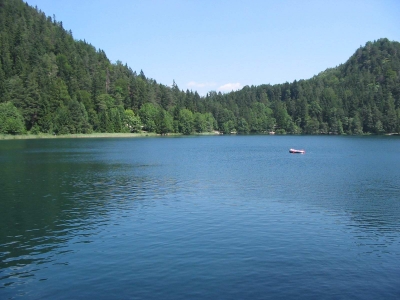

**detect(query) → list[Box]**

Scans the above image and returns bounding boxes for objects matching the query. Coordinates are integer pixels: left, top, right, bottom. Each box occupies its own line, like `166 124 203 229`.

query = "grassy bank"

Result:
0 132 166 140
0 131 229 140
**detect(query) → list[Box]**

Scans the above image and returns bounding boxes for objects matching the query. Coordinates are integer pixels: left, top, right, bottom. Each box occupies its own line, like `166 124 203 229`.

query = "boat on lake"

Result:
289 148 305 154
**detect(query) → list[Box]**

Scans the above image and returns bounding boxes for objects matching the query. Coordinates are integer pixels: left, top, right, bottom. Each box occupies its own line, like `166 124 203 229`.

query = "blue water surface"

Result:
0 135 399 299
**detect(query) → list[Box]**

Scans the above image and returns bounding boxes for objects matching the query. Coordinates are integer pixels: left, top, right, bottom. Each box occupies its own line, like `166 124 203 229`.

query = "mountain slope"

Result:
0 0 399 135
204 38 400 134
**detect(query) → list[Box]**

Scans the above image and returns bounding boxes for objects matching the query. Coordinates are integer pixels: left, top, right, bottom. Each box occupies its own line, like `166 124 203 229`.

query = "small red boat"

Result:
289 148 305 154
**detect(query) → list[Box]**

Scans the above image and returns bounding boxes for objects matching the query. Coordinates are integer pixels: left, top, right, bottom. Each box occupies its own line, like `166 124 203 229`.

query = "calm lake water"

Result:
0 135 399 299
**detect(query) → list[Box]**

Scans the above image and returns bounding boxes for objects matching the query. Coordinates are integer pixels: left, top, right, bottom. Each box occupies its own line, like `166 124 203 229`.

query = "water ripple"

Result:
1 136 400 299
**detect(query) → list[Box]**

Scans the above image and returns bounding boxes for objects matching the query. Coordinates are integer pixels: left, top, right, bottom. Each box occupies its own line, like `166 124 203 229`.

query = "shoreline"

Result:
1 131 398 141
0 132 161 140
0 132 223 140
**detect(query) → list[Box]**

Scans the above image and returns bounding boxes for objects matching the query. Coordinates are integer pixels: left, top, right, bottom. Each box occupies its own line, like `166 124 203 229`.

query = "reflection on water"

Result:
0 142 180 293
0 136 400 299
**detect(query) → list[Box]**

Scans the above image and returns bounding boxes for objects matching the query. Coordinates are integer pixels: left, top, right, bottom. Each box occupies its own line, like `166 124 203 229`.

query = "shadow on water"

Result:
0 139 179 290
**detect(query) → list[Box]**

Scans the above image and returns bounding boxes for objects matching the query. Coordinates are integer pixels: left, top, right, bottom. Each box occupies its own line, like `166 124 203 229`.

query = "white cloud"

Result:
218 83 242 92
186 81 216 88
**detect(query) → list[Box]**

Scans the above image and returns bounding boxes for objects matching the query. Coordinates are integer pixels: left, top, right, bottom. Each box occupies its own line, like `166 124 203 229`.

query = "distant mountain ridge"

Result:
0 0 399 135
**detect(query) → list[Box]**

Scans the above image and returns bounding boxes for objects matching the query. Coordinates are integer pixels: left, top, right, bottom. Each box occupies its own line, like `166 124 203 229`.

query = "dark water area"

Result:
0 135 399 299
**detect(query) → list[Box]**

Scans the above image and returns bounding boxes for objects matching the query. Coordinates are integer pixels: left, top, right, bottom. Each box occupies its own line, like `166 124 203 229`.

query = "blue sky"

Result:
25 0 400 95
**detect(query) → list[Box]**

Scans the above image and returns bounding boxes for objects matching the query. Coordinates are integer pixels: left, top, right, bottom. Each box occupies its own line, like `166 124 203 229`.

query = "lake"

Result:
0 135 399 299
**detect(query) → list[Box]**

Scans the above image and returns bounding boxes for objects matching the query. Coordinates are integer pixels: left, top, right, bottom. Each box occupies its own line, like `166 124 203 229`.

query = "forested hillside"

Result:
210 39 400 135
1 0 399 135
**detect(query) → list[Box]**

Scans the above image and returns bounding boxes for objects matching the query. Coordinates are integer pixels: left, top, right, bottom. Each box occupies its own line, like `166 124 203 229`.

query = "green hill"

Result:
206 38 400 135
1 0 399 135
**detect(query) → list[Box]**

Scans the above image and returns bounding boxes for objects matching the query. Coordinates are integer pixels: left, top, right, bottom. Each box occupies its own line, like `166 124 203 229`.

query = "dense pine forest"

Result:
1 0 400 136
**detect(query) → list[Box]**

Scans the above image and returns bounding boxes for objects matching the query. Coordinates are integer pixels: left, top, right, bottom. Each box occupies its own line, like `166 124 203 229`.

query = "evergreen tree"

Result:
155 109 173 134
